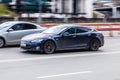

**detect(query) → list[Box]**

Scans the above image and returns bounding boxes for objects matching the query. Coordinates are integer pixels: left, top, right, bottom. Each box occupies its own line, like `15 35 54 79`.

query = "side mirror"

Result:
63 32 69 36
7 28 14 32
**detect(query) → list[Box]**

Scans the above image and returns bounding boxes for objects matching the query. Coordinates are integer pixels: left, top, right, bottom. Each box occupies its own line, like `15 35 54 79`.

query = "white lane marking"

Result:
0 51 120 63
37 71 92 79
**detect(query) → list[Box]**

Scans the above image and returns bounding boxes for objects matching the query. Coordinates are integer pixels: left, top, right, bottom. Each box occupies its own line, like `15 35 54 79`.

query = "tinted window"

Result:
22 24 37 30
66 27 76 34
11 24 23 30
76 27 91 33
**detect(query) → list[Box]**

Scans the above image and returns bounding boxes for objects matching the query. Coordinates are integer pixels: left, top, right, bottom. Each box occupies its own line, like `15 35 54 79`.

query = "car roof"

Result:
54 24 90 29
57 24 79 27
54 24 94 30
1 21 42 28
54 24 79 28
3 21 35 24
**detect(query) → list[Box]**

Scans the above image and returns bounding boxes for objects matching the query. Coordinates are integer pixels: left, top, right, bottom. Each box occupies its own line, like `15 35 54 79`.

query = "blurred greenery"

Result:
0 3 16 17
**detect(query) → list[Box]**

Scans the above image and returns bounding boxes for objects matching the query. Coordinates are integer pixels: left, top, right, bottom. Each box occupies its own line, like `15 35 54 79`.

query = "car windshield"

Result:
0 22 13 30
43 25 67 34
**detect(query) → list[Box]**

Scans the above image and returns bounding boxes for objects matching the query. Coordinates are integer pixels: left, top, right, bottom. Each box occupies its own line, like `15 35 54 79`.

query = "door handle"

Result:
72 35 76 38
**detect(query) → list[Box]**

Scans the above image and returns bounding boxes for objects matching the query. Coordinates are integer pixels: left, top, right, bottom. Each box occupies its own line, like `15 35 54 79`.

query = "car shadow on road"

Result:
20 50 45 55
21 49 104 55
3 45 20 48
54 49 104 55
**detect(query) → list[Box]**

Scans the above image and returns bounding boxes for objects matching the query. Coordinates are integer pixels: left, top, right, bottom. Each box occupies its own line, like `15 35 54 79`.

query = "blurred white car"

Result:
0 21 46 47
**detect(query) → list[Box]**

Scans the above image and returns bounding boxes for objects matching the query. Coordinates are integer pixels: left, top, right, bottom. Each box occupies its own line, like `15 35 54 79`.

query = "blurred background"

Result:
0 0 120 23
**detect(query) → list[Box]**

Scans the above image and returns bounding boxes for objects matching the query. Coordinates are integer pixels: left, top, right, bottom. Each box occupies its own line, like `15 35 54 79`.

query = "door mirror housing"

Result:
7 28 14 32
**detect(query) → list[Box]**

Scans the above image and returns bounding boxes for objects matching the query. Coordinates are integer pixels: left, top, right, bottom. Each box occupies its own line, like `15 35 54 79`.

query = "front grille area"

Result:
21 40 40 49
25 44 32 49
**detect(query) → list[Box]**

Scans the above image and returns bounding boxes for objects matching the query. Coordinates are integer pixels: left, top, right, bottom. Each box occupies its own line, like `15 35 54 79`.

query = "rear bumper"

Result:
100 35 104 47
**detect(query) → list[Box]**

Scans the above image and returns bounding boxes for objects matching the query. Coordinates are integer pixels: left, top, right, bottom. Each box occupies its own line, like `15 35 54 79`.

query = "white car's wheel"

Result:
0 38 5 48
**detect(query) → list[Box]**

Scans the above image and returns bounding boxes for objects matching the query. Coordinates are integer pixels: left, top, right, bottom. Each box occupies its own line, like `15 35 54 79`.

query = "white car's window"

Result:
22 24 37 30
11 24 23 30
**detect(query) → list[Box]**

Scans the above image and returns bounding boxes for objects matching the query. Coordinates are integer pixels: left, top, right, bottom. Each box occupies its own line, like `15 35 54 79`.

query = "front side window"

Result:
11 24 23 30
65 27 76 34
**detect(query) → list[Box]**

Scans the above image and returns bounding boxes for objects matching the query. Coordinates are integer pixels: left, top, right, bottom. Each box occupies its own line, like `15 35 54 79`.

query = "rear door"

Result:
75 27 92 47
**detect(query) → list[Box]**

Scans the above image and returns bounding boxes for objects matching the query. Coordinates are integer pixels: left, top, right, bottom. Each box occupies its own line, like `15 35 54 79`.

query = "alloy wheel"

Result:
89 39 100 51
44 41 55 54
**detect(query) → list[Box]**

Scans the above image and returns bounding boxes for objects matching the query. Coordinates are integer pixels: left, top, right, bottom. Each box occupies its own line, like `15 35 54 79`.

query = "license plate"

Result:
21 42 26 47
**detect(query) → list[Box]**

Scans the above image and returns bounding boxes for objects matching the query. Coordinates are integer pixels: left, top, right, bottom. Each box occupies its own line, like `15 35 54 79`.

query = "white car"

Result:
0 21 46 47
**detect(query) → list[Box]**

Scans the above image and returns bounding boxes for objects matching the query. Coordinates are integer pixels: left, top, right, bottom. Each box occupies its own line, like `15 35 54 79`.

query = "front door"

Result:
61 27 80 49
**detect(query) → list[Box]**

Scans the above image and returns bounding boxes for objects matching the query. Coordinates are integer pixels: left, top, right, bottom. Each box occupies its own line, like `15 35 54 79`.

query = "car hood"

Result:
0 30 4 34
22 33 54 41
0 30 2 32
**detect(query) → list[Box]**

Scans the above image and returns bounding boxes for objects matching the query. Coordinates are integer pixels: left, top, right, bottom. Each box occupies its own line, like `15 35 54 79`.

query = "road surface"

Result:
0 37 120 80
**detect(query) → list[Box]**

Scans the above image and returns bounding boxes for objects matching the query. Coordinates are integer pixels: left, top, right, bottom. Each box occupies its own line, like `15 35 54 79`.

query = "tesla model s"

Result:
21 24 104 54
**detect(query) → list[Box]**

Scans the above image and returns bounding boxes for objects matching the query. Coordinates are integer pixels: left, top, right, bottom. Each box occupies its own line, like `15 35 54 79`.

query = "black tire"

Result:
43 40 56 54
0 38 5 48
89 39 100 51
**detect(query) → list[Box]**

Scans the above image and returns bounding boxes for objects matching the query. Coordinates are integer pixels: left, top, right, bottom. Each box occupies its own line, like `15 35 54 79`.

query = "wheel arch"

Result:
88 38 101 51
42 39 57 54
0 36 6 45
45 39 56 47
90 38 101 46
90 33 103 47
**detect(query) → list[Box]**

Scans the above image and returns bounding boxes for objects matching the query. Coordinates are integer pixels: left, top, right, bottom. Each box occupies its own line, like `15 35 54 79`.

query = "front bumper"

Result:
20 40 42 51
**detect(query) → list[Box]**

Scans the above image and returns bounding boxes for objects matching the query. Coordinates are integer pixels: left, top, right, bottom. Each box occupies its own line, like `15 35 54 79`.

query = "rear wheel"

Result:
89 39 100 51
43 40 56 54
0 38 5 48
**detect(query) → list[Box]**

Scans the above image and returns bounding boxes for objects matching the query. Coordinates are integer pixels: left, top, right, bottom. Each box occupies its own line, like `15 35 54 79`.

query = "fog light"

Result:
36 46 40 51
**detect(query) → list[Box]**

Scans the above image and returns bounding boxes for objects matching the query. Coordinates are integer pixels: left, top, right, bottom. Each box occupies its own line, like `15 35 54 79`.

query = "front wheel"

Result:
89 39 100 51
43 40 56 54
0 38 5 48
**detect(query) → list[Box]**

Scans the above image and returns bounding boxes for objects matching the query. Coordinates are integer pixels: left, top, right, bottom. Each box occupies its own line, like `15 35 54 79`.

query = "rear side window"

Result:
76 27 92 33
22 24 37 30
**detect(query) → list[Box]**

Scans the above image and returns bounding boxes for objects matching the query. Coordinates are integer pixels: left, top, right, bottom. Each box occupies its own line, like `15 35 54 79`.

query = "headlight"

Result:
31 39 43 43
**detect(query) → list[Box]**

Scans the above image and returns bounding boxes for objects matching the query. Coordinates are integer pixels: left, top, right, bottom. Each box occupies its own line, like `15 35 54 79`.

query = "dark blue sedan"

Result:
20 24 104 54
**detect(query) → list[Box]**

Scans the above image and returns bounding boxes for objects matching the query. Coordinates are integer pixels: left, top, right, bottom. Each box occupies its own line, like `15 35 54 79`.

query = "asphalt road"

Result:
0 37 120 80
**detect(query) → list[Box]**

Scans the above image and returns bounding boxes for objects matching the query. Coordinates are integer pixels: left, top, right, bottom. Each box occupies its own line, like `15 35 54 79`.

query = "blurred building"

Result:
9 0 94 18
53 0 93 18
93 0 120 18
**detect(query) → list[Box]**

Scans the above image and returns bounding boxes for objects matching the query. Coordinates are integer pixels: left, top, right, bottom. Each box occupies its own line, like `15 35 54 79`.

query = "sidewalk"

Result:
101 31 120 37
